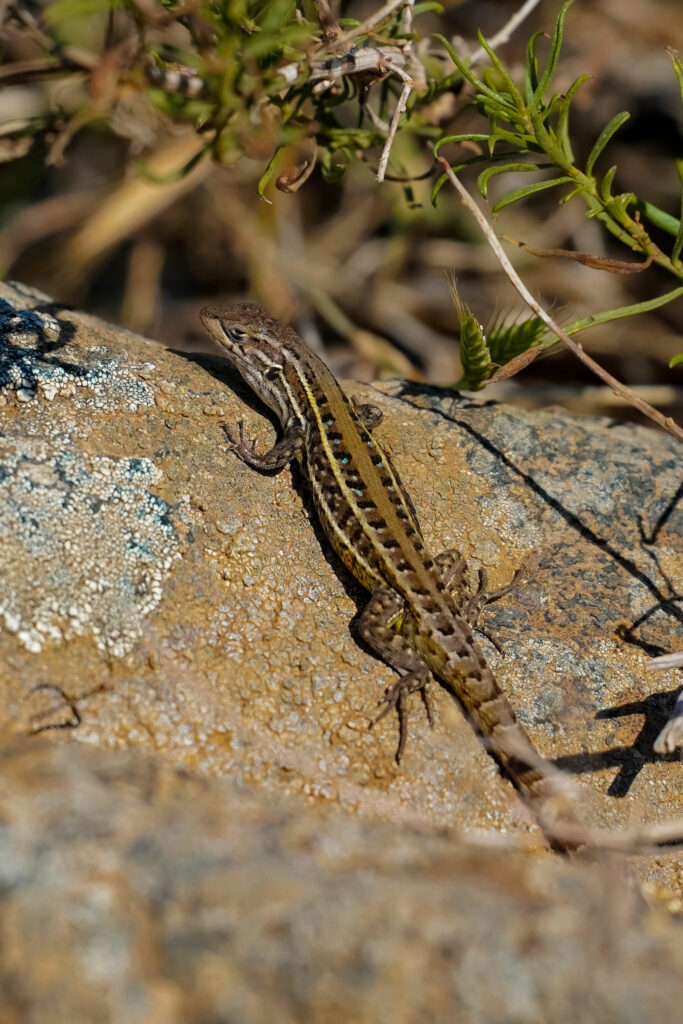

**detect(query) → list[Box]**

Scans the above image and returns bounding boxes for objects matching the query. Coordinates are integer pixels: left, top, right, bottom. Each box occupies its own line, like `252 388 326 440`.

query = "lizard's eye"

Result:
264 366 281 381
225 326 247 342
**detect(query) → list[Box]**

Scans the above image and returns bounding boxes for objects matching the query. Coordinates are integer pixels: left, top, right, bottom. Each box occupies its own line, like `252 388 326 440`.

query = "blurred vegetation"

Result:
1 0 682 423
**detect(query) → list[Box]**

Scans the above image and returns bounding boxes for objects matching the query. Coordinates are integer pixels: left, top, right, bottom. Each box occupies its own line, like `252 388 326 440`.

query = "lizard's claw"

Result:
224 421 259 461
370 673 434 764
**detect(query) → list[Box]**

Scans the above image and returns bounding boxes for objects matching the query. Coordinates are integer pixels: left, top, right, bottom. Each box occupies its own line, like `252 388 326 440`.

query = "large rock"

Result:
0 736 681 1023
0 279 680 877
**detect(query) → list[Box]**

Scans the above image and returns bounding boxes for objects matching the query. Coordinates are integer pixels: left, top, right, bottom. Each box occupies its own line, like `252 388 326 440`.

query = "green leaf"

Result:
318 146 347 182
585 111 629 176
670 49 683 108
434 133 489 157
474 30 525 115
256 145 284 199
524 30 543 103
532 0 575 109
673 159 683 264
477 162 548 199
670 352 683 368
431 171 448 205
492 175 573 212
634 198 681 238
598 165 617 203
433 34 505 106
562 285 683 340
413 1 444 14
554 74 591 162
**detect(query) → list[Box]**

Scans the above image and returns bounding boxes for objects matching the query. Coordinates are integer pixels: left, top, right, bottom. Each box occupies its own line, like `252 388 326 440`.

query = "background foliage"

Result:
1 0 682 423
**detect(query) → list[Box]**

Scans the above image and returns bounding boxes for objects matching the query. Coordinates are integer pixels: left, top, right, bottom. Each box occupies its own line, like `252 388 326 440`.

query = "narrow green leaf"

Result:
492 175 573 212
432 151 513 205
431 171 448 205
634 198 681 238
413 1 444 14
585 111 629 176
670 49 683 107
524 30 543 104
555 74 591 162
475 30 525 114
434 133 489 156
257 145 284 199
477 162 546 200
433 34 504 105
533 0 575 108
599 165 617 203
669 352 683 368
561 285 683 341
558 184 584 205
486 125 534 151
673 159 683 264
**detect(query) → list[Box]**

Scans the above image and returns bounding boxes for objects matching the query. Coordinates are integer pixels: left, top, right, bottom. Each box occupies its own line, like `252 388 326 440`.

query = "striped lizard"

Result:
201 303 576 849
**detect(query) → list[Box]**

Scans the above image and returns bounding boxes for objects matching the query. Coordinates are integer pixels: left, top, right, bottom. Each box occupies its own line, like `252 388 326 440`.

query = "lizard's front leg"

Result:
224 420 304 472
358 584 434 763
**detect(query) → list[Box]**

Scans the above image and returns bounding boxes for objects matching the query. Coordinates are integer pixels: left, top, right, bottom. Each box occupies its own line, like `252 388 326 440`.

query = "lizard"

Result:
200 302 577 850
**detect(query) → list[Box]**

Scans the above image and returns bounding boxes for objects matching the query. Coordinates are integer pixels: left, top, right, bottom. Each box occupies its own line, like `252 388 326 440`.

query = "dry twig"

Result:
468 0 544 66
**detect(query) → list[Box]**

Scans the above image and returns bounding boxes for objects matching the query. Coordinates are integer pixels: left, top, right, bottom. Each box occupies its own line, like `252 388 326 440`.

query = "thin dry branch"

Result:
468 0 544 66
488 729 683 853
333 0 410 48
437 157 683 444
540 815 683 853
376 59 413 182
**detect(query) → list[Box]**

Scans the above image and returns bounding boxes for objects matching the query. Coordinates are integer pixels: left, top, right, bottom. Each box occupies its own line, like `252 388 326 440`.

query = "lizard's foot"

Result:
370 672 434 764
223 420 259 461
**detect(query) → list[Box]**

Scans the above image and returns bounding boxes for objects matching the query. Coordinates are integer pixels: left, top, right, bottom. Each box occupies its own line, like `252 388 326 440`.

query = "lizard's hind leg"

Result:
434 548 521 654
358 584 434 763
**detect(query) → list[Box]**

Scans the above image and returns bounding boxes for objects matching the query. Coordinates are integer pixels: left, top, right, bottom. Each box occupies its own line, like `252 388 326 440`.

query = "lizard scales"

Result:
201 303 570 845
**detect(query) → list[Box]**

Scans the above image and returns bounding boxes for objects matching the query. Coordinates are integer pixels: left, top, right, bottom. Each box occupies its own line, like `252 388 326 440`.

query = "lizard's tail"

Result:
445 659 584 853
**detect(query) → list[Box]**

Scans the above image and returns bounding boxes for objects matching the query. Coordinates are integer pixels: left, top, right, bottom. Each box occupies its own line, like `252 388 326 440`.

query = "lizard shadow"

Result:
389 381 683 794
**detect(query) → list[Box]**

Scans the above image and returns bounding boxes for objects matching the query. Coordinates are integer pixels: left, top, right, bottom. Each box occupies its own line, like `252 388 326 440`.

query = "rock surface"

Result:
0 736 681 1024
0 279 681 1016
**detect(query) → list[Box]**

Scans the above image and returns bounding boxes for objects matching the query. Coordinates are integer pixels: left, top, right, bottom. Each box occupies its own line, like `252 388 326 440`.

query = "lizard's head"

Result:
200 303 302 420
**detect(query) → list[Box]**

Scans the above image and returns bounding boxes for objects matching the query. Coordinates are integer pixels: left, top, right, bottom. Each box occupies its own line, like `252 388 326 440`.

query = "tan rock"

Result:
0 278 681 891
0 736 681 1024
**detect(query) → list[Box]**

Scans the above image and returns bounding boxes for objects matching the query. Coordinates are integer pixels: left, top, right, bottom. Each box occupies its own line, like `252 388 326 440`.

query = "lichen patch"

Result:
0 442 186 657
0 300 155 410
